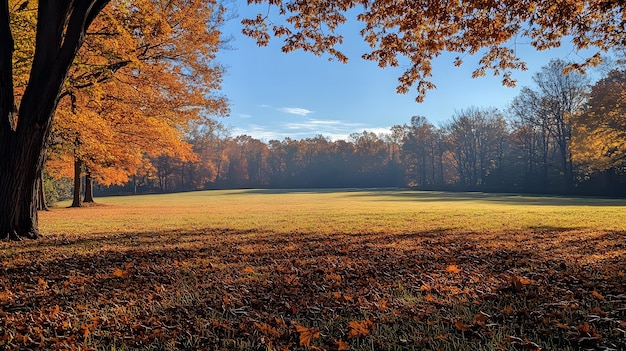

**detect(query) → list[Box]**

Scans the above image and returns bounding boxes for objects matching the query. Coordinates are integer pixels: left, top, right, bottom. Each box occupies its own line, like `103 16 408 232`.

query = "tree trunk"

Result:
36 172 49 211
0 1 111 239
71 157 83 208
84 171 95 203
0 131 45 240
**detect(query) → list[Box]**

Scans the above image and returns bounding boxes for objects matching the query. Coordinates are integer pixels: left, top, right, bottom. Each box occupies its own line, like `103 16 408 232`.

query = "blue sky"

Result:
217 2 599 141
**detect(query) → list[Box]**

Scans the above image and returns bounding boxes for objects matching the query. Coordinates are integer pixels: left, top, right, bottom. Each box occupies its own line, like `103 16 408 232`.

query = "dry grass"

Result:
1 189 625 350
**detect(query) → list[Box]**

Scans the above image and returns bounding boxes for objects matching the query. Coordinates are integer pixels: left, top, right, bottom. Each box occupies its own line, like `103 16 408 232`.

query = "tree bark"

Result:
36 172 49 211
0 1 110 239
71 157 83 208
84 171 95 203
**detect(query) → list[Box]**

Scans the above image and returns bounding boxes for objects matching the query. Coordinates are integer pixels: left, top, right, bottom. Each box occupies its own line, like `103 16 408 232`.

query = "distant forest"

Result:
88 60 626 198
47 59 626 201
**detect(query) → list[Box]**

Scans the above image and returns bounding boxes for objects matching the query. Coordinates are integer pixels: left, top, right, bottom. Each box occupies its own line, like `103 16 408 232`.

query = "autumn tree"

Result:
572 69 626 183
1 1 111 239
47 0 226 205
0 0 226 238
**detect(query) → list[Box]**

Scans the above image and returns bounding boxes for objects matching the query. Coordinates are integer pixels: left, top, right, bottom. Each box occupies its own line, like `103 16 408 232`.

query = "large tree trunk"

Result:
0 1 111 239
71 157 83 208
0 131 45 240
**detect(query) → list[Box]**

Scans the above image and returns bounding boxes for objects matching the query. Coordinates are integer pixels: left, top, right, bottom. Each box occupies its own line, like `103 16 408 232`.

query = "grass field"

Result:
1 189 625 350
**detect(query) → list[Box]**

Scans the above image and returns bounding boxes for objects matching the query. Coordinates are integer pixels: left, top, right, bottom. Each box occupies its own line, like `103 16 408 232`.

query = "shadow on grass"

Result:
0 227 625 350
219 188 626 207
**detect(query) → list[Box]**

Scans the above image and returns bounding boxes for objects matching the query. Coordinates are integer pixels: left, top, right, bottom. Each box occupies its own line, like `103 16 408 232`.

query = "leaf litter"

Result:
0 227 624 350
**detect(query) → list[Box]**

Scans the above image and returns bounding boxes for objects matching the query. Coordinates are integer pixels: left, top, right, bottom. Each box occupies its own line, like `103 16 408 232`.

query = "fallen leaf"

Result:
591 290 604 300
446 265 461 273
473 312 490 327
337 339 350 350
295 324 320 347
348 319 374 339
112 268 128 278
455 320 470 331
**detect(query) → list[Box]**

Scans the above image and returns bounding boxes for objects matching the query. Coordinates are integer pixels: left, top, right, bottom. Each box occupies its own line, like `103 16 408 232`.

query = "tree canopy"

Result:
243 0 625 101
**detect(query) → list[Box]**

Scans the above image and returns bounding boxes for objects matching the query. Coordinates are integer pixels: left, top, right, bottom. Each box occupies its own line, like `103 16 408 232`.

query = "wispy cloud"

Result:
239 113 252 118
231 118 391 141
279 107 314 116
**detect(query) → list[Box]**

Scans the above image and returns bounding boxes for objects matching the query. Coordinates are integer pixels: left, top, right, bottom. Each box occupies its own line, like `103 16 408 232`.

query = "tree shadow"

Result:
1 226 624 350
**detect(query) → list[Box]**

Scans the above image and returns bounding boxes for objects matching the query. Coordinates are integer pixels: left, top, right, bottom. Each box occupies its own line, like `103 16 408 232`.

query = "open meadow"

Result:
1 189 626 350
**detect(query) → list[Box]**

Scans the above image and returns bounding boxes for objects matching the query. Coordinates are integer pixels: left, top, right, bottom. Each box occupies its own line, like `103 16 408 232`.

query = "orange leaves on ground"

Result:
294 324 320 347
510 275 532 292
37 277 48 291
348 319 374 339
242 267 255 274
454 320 470 331
591 290 604 300
337 339 350 350
445 265 461 274
112 262 134 278
112 268 128 278
472 311 490 327
503 305 515 316
254 322 280 338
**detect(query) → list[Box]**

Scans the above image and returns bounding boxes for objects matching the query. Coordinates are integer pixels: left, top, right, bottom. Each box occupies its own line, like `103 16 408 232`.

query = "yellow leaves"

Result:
348 319 374 339
294 323 320 347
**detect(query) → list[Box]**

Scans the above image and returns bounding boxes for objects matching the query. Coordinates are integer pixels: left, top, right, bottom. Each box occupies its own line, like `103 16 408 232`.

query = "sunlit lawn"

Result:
1 189 625 350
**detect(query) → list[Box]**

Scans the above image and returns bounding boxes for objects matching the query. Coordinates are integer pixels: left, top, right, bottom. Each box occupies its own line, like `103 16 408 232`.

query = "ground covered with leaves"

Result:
1 190 625 350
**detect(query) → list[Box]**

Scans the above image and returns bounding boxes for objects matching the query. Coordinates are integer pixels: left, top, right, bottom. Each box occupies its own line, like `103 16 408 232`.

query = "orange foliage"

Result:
243 0 624 101
16 0 230 185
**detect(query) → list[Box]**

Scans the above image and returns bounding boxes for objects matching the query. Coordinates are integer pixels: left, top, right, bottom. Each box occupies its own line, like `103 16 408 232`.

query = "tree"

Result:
509 60 588 191
47 0 226 205
446 108 508 188
572 69 626 179
402 116 440 188
243 0 623 101
1 0 226 239
1 1 111 239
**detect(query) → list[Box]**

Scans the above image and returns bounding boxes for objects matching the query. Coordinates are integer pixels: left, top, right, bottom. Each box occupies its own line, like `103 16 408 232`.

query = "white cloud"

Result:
230 119 392 142
239 113 252 118
279 107 314 116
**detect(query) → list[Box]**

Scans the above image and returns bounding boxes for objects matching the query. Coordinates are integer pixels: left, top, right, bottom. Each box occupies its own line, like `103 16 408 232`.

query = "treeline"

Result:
87 59 626 197
51 59 626 201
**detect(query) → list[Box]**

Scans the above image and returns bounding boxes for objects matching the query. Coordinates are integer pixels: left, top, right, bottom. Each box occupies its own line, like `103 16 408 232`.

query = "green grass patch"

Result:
0 189 624 350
